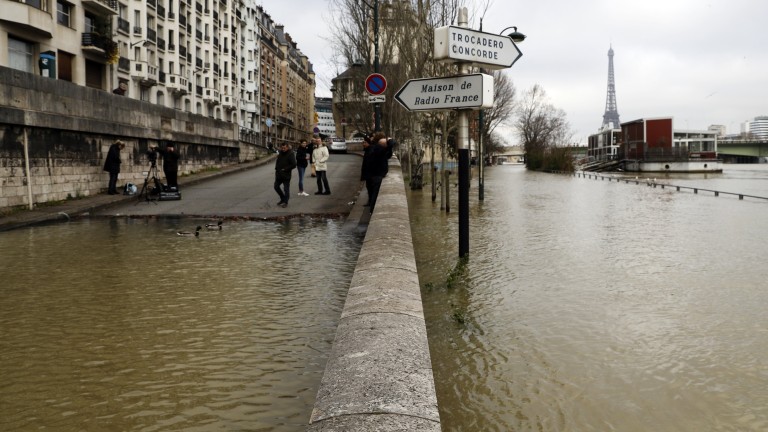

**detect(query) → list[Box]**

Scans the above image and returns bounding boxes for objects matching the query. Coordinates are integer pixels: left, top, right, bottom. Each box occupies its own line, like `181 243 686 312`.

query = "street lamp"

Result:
130 40 150 48
499 26 527 43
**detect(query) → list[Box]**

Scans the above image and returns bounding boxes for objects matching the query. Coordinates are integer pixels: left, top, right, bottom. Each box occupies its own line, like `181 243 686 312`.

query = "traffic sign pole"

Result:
457 9 470 258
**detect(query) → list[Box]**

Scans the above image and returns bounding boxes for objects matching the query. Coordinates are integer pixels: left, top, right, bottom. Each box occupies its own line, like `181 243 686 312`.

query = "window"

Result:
8 37 34 73
57 1 72 27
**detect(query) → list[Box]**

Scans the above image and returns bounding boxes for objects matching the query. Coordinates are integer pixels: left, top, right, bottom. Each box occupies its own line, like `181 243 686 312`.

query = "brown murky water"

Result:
411 164 768 432
0 218 361 431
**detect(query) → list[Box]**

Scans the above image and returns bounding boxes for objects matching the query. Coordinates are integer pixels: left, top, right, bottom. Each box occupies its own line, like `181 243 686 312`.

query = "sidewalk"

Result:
0 155 260 232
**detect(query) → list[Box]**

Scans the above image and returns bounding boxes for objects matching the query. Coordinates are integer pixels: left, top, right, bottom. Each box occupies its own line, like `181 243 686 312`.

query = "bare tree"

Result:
515 84 574 170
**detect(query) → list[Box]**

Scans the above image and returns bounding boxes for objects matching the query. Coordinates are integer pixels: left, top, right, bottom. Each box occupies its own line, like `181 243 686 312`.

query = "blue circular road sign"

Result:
365 73 387 95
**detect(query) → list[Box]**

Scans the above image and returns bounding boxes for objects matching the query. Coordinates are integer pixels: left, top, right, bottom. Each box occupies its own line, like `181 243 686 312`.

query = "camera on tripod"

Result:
146 147 158 166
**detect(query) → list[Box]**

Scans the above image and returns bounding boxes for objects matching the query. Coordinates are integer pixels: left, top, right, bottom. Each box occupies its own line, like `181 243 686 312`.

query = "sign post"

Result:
365 73 387 131
393 7 523 258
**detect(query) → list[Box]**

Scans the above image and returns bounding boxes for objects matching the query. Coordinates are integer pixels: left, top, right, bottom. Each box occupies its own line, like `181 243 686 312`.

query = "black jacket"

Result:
368 140 394 178
296 145 311 168
275 148 297 180
103 143 122 173
157 147 180 172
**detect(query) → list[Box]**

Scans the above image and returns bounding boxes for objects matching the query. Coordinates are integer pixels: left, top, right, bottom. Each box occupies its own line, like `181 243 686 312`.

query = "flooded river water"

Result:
0 218 361 431
411 164 768 431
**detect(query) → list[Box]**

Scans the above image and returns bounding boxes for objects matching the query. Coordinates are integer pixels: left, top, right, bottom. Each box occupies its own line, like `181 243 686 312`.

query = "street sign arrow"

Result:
395 74 494 112
434 26 522 70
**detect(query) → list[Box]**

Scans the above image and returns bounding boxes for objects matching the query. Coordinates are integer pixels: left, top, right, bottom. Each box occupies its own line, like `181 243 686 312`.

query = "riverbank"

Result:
308 158 441 431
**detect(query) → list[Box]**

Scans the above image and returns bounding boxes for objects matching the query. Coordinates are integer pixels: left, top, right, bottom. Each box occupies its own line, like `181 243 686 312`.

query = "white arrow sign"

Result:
395 74 494 112
434 26 522 70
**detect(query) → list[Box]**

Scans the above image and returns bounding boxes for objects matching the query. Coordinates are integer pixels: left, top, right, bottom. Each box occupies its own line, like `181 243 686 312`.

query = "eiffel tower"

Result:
602 46 621 129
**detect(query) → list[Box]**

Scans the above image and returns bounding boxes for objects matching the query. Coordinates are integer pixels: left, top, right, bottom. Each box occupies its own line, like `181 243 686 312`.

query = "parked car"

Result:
328 137 347 153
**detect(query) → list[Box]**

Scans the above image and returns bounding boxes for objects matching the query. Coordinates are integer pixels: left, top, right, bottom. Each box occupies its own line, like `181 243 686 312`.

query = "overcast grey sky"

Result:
263 0 767 144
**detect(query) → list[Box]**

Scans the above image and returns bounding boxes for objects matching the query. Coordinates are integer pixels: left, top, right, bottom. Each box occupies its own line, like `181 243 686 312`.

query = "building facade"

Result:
2 0 314 144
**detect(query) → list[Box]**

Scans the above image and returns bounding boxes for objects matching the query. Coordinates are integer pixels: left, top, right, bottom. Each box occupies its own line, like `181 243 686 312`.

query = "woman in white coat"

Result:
312 137 331 195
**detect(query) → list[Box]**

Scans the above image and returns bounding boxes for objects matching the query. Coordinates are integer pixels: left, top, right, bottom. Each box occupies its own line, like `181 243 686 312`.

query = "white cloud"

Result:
262 0 767 143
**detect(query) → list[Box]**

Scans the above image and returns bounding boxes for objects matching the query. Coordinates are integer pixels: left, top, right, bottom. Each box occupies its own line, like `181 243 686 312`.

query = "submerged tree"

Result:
515 84 573 171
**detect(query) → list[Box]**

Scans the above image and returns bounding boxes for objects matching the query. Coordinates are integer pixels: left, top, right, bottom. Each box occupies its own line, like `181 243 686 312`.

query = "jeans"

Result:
274 175 290 203
297 165 306 192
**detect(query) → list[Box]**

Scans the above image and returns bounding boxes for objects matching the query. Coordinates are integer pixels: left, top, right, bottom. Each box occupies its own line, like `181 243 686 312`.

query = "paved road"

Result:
97 153 365 219
0 153 368 231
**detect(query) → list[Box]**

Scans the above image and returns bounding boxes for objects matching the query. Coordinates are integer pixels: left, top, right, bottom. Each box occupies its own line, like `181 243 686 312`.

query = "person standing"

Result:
274 142 297 207
312 137 331 195
367 133 394 213
156 142 180 188
295 139 311 196
360 135 374 206
103 139 125 195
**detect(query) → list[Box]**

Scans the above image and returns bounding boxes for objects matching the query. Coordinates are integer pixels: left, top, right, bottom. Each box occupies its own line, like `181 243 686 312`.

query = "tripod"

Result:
136 161 160 204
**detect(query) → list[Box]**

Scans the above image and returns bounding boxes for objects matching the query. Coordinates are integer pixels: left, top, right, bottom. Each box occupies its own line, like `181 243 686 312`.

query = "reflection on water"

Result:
0 218 361 431
411 165 768 432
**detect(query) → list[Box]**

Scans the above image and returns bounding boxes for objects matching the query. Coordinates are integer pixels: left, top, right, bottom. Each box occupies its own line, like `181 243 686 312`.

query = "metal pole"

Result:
478 19 485 201
373 0 381 132
479 104 484 201
457 8 470 258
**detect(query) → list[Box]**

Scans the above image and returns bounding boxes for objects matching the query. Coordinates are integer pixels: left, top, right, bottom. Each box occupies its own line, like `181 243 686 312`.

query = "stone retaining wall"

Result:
0 66 263 209
308 159 441 431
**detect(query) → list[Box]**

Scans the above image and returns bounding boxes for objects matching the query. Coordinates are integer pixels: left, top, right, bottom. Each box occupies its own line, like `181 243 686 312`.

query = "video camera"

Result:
146 147 158 165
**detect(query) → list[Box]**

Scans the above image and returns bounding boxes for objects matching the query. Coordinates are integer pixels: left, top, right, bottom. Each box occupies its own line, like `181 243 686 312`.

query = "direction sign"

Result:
395 74 493 112
434 26 522 70
365 73 387 95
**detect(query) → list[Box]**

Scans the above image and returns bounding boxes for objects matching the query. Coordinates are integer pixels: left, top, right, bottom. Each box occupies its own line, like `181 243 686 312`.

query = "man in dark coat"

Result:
103 140 125 194
274 142 297 207
366 133 394 213
156 142 180 188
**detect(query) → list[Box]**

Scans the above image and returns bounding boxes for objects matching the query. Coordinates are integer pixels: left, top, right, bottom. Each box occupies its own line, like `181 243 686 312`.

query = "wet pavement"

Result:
0 153 370 232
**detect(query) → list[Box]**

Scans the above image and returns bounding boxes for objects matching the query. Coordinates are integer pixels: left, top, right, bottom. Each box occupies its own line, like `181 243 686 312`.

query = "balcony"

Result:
117 56 130 72
204 88 220 104
6 0 54 38
131 61 159 86
81 0 118 16
117 17 130 34
221 94 238 110
166 74 189 95
81 32 111 54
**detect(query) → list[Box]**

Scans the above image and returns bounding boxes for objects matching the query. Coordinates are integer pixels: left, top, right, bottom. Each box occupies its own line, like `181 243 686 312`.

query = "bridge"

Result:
716 138 768 163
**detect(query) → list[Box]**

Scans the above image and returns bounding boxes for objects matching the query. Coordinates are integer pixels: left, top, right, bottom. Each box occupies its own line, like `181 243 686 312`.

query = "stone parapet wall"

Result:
0 66 264 210
308 159 441 431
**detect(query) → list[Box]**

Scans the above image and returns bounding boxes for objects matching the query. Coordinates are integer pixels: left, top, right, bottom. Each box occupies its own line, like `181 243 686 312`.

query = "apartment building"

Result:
2 0 314 143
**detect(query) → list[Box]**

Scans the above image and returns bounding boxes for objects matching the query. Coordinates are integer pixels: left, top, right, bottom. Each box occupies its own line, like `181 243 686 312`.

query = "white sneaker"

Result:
300 192 309 196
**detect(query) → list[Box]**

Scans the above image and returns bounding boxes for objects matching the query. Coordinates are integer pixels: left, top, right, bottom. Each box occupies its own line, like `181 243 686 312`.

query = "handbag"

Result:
310 164 316 177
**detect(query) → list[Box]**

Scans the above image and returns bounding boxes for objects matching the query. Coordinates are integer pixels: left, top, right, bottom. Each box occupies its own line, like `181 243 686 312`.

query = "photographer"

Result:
150 142 180 188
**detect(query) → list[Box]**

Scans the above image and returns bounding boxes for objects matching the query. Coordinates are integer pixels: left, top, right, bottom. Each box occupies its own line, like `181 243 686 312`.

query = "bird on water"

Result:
177 226 202 237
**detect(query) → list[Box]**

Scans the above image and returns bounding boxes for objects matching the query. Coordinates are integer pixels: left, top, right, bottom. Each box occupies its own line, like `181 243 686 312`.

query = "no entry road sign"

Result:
395 74 494 112
365 73 387 96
